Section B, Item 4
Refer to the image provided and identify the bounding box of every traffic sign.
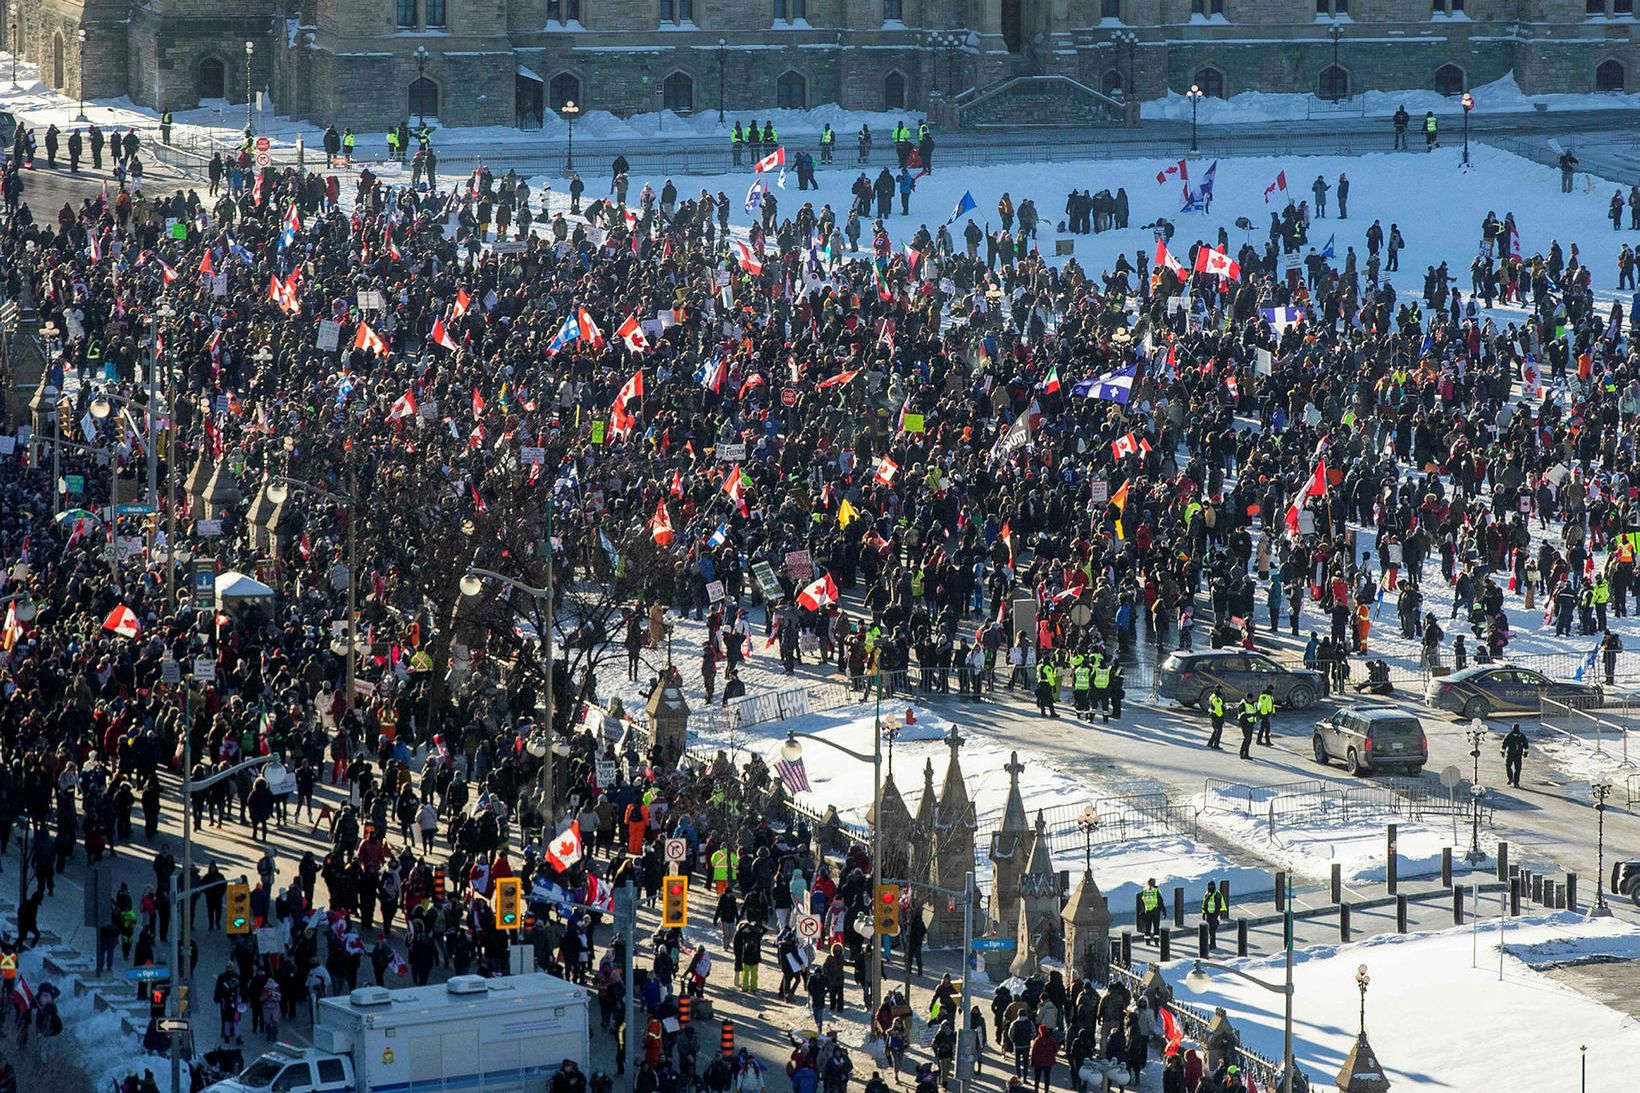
[971,937,1016,951]
[126,966,170,982]
[255,136,271,153]
[1439,765,1464,790]
[255,152,271,168]
[117,502,155,515]
[794,913,822,940]
[156,1017,190,1033]
[664,838,687,863]
[780,388,797,408]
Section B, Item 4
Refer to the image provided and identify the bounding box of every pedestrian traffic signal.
[874,883,902,936]
[494,876,522,930]
[662,876,690,928]
[149,986,168,1019]
[225,882,251,934]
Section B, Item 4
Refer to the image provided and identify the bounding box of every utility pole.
[616,881,638,1077]
[957,870,975,1093]
[542,495,555,827]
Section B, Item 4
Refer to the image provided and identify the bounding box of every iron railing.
[1539,695,1640,770]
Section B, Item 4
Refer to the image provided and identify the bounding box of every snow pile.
[1143,72,1640,123]
[1191,783,1488,884]
[1159,913,1640,1090]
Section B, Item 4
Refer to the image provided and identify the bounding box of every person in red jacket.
[1029,1024,1059,1092]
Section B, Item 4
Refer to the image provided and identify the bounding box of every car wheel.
[1346,747,1366,776]
[1287,684,1316,710]
[1462,696,1490,721]
[1312,736,1329,765]
[1194,692,1215,712]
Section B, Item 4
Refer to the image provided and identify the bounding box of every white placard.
[717,442,746,461]
[316,320,342,352]
[705,580,725,603]
[519,446,546,465]
[595,759,618,786]
[357,290,386,311]
[1255,348,1273,376]
[195,519,223,537]
[1088,480,1109,505]
[192,658,217,681]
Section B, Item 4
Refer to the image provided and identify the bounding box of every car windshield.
[239,1057,286,1086]
[1248,655,1281,671]
[1518,669,1548,684]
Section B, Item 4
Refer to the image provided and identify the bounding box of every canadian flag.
[354,322,388,356]
[733,239,764,275]
[1263,169,1289,204]
[452,288,473,321]
[584,874,614,912]
[753,146,786,174]
[430,318,459,352]
[388,389,418,421]
[650,498,675,546]
[817,369,860,389]
[198,249,214,277]
[1111,432,1153,460]
[670,469,685,499]
[797,573,839,612]
[616,315,649,352]
[577,307,605,348]
[613,369,643,413]
[1153,238,1187,282]
[722,464,749,513]
[546,820,585,871]
[1507,220,1522,262]
[874,456,899,487]
[1194,245,1241,280]
[1155,159,1188,185]
[160,261,179,285]
[102,605,141,639]
[1284,458,1328,536]
[472,386,486,418]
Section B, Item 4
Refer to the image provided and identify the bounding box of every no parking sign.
[794,913,823,941]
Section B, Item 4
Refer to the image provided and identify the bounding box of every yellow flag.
[837,498,860,528]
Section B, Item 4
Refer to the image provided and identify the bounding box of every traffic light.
[874,883,902,937]
[661,875,689,928]
[149,986,168,1020]
[225,882,251,934]
[494,876,522,930]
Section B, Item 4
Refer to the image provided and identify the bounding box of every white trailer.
[205,973,591,1093]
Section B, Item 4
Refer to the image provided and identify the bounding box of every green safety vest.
[1092,667,1111,689]
[1202,890,1226,916]
[731,130,742,145]
[820,129,834,145]
[910,571,924,597]
[1594,581,1610,605]
[1240,700,1257,718]
[1039,663,1057,686]
[1208,694,1225,717]
[1257,693,1275,716]
[1073,667,1091,689]
[343,134,356,149]
[161,113,172,126]
[1140,888,1160,911]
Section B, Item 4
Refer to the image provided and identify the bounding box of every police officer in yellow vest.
[82,336,103,383]
[1070,652,1090,717]
[1206,686,1226,749]
[1036,658,1058,717]
[1238,694,1259,759]
[1579,583,1597,634]
[731,122,744,167]
[1256,685,1276,746]
[1593,575,1610,632]
[1091,659,1113,720]
[160,111,173,145]
[1138,878,1165,943]
[1201,881,1227,949]
[710,845,739,894]
[386,127,401,161]
[819,123,835,164]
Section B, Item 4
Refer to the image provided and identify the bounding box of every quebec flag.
[1071,362,1137,405]
[1181,160,1218,212]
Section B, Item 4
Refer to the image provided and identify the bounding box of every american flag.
[774,756,810,794]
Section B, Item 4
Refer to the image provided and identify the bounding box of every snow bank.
[1159,913,1640,1090]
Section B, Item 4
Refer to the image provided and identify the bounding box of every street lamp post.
[927,32,941,94]
[716,39,726,123]
[154,302,178,603]
[1115,31,1137,100]
[244,41,255,136]
[74,27,86,121]
[414,46,430,128]
[1329,24,1342,77]
[1460,89,1474,167]
[268,475,357,708]
[1465,720,1486,862]
[1184,907,1296,1093]
[561,99,579,174]
[1186,83,1204,153]
[10,4,20,89]
[461,552,556,826]
[1591,780,1612,916]
[90,387,159,563]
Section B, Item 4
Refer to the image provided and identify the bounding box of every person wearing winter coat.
[1029,1024,1059,1092]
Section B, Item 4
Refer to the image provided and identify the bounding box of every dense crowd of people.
[0,99,1636,1093]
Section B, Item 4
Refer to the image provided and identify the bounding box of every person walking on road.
[1501,724,1530,788]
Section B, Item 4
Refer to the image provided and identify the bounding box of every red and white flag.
[1194,245,1241,280]
[650,498,675,546]
[753,146,786,174]
[612,369,643,413]
[1284,458,1328,536]
[430,318,459,352]
[1153,238,1187,282]
[1263,169,1289,204]
[616,315,650,352]
[388,389,417,421]
[1155,159,1188,185]
[722,464,750,514]
[1159,1005,1183,1056]
[471,386,486,417]
[577,307,605,348]
[874,456,899,487]
[733,239,764,275]
[1111,432,1152,460]
[816,369,860,389]
[159,260,179,285]
[2,602,25,652]
[452,288,473,320]
[355,322,388,356]
[797,573,839,612]
[546,820,585,871]
[103,605,141,639]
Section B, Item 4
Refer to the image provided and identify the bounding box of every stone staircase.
[1,900,158,1035]
[952,74,1125,129]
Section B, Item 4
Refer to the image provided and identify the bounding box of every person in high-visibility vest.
[1091,660,1112,720]
[710,846,738,894]
[1138,879,1165,944]
[1256,685,1276,746]
[1593,575,1610,631]
[1035,659,1058,718]
[1200,881,1227,950]
[1238,695,1259,759]
[1071,654,1091,718]
[1206,687,1226,750]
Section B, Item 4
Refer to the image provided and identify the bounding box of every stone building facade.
[6,0,1636,132]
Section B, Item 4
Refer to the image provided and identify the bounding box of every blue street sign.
[117,503,155,515]
[970,938,1016,951]
[126,965,171,982]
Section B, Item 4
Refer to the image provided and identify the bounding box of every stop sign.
[255,136,271,153]
[781,388,797,408]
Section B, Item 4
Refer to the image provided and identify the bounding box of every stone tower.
[908,758,937,915]
[872,769,915,884]
[1062,866,1113,985]
[1008,810,1065,978]
[931,723,977,943]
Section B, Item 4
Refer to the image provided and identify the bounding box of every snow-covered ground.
[1159,912,1640,1091]
[1191,783,1490,886]
[1143,72,1640,123]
